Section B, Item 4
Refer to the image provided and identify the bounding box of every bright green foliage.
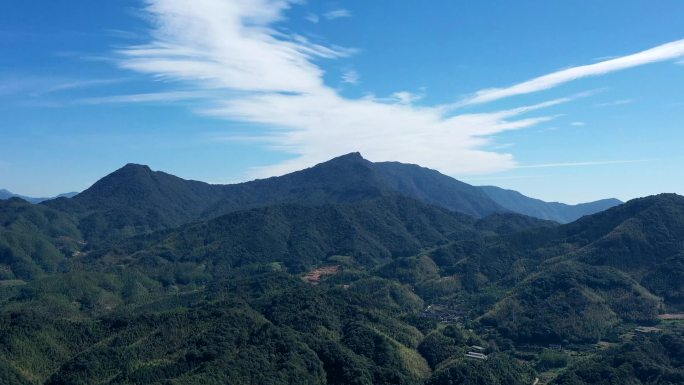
[0,198,82,280]
[484,263,661,343]
[377,255,440,285]
[425,354,535,385]
[108,196,482,275]
[418,327,466,368]
[551,332,684,385]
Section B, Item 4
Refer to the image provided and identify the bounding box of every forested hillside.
[36,154,618,244]
[1,158,682,385]
[480,186,622,223]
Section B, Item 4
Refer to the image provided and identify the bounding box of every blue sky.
[1,0,683,203]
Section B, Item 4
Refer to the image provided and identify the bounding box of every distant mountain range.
[34,153,619,243]
[0,188,78,204]
[479,185,622,223]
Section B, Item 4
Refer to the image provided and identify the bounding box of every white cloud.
[324,9,351,20]
[595,99,633,107]
[516,159,648,169]
[0,74,127,100]
[593,55,617,62]
[488,143,514,150]
[80,90,215,104]
[570,121,586,127]
[341,69,360,85]
[305,13,319,23]
[462,174,545,182]
[120,0,351,94]
[390,91,423,105]
[463,39,684,105]
[537,126,559,133]
[116,0,640,178]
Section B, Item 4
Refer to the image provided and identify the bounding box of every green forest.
[1,157,683,385]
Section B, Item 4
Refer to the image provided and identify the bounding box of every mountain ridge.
[1,160,682,384]
[0,188,78,204]
[41,153,623,242]
[480,185,622,223]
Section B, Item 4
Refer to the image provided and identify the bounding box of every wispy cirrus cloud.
[0,74,126,98]
[516,159,649,169]
[324,9,351,20]
[114,0,576,177]
[305,13,319,23]
[390,91,423,105]
[595,99,633,107]
[114,0,676,178]
[80,90,215,104]
[341,69,360,85]
[463,39,684,105]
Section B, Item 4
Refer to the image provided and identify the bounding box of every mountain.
[484,261,661,343]
[54,163,228,242]
[0,189,78,204]
[44,154,510,242]
[373,161,506,217]
[0,195,556,385]
[203,152,396,215]
[434,194,684,343]
[203,153,509,219]
[98,195,553,279]
[42,153,620,244]
[0,198,83,280]
[43,155,396,242]
[0,153,682,385]
[95,193,684,345]
[480,185,622,223]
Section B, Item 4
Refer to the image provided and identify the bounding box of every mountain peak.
[341,151,363,158]
[73,163,161,205]
[119,163,153,174]
[299,152,374,178]
[325,152,365,163]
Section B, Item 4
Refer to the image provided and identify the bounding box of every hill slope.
[0,198,83,279]
[44,164,227,242]
[374,161,506,218]
[42,153,620,244]
[102,196,553,278]
[0,175,682,385]
[480,185,621,223]
[44,154,508,242]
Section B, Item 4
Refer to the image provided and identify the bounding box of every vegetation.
[480,185,621,224]
[551,332,684,385]
[1,159,683,384]
[484,262,661,343]
[0,198,82,280]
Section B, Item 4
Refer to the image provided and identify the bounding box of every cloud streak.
[79,90,215,104]
[324,9,351,20]
[115,0,576,177]
[516,159,649,169]
[463,39,684,105]
[341,69,360,85]
[595,99,633,107]
[116,0,673,178]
